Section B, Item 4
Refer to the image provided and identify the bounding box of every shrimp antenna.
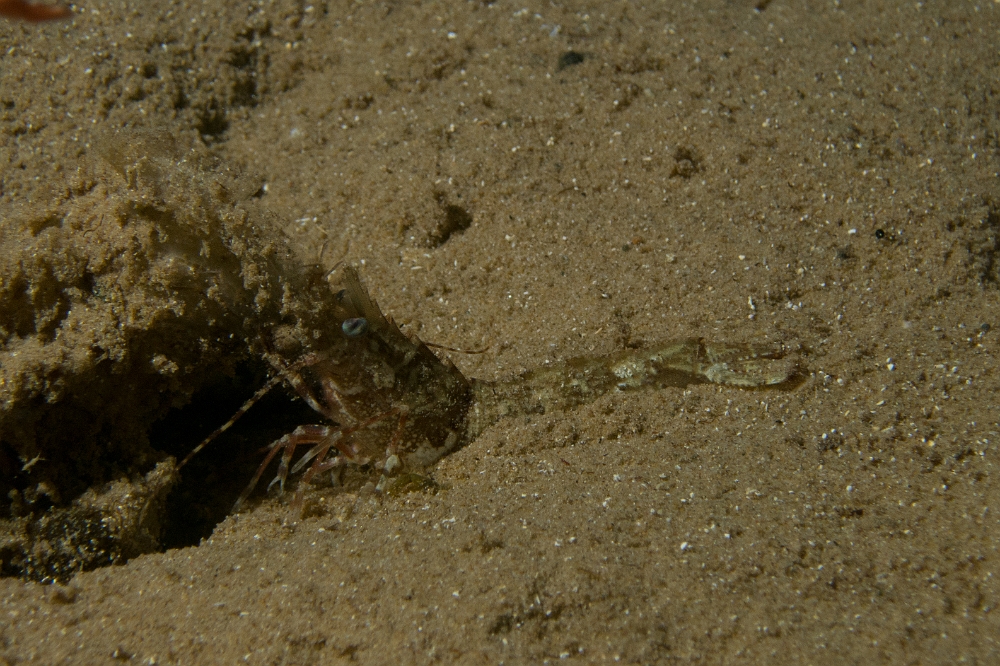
[177,373,285,470]
[178,353,325,470]
[423,340,489,355]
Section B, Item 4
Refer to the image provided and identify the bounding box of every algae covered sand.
[2,0,1000,662]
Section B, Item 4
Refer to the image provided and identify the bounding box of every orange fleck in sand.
[0,0,71,22]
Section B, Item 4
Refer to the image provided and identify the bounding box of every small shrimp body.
[289,267,471,468]
[225,265,472,507]
[185,265,798,510]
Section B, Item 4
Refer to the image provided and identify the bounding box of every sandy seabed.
[1,0,1000,663]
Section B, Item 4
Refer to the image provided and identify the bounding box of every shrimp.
[182,264,473,509]
[182,265,798,510]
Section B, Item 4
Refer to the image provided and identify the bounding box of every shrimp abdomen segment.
[639,339,796,388]
[467,338,797,439]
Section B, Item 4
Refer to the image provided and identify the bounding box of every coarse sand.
[1,0,999,663]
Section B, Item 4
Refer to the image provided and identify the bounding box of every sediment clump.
[0,131,339,581]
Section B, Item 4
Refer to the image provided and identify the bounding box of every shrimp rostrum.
[184,264,798,511]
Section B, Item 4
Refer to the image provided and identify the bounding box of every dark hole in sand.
[151,363,318,549]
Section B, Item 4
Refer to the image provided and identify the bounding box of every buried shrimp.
[180,264,798,511]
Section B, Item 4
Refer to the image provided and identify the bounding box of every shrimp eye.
[342,317,369,337]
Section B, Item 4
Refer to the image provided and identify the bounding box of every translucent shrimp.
[183,265,798,510]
